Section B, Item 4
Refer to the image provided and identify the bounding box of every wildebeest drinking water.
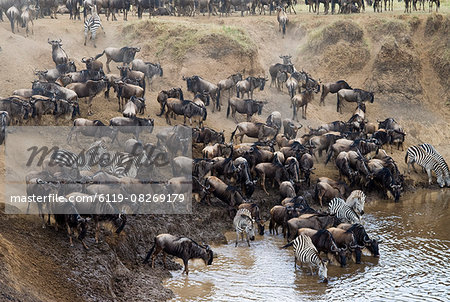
[336,89,374,114]
[143,233,213,275]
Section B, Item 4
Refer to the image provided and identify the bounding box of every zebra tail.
[143,240,156,264]
[281,241,294,249]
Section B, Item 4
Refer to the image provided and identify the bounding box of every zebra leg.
[426,168,433,185]
[235,231,239,247]
[92,31,97,48]
[84,28,88,46]
[294,256,297,270]
[246,233,250,247]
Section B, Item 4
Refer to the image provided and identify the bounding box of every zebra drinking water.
[405,145,447,187]
[329,197,360,224]
[419,144,450,187]
[345,190,366,217]
[84,5,105,48]
[233,208,255,247]
[283,234,329,282]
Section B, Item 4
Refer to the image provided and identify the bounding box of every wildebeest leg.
[183,258,189,274]
[246,232,250,247]
[235,230,239,247]
[95,219,100,243]
[261,174,269,195]
[294,256,297,269]
[163,251,167,268]
[67,222,74,247]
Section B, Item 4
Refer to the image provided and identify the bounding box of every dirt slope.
[0,10,449,302]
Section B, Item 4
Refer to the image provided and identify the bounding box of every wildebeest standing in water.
[143,233,213,275]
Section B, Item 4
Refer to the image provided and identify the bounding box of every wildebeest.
[0,111,10,144]
[161,98,207,127]
[117,66,146,93]
[287,214,341,240]
[0,96,31,125]
[255,156,299,195]
[269,63,294,87]
[20,6,35,36]
[327,227,364,264]
[6,6,20,34]
[276,71,288,90]
[67,118,117,143]
[236,76,267,100]
[230,122,278,143]
[131,59,163,85]
[269,205,300,237]
[277,6,288,37]
[336,89,374,114]
[143,233,213,275]
[283,118,301,139]
[35,61,77,83]
[314,181,344,209]
[184,75,219,111]
[67,79,106,115]
[266,111,282,130]
[337,223,381,258]
[106,0,131,21]
[217,73,242,104]
[156,87,184,116]
[48,39,68,66]
[202,143,232,159]
[227,98,265,123]
[31,81,78,102]
[82,55,104,72]
[320,80,352,106]
[29,95,56,125]
[115,81,145,112]
[297,228,347,267]
[193,127,224,145]
[123,96,146,118]
[292,88,314,121]
[109,116,154,142]
[97,46,141,73]
[285,76,298,99]
[204,176,245,215]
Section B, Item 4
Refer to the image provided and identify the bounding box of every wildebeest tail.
[230,126,238,142]
[226,97,231,118]
[95,50,105,59]
[404,152,408,164]
[337,93,340,112]
[325,148,333,166]
[157,101,166,116]
[282,22,286,35]
[143,240,156,264]
[202,107,207,121]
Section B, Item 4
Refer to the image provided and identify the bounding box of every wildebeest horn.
[58,38,62,43]
[47,38,51,43]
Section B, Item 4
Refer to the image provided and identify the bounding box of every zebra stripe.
[419,144,450,185]
[406,145,446,187]
[104,151,149,178]
[345,190,366,217]
[329,197,360,224]
[292,235,328,281]
[51,140,108,171]
[233,208,255,247]
[84,6,103,47]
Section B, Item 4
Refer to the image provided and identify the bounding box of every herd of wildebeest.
[0,0,443,40]
[1,4,449,285]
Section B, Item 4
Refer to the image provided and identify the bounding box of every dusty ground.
[0,7,449,302]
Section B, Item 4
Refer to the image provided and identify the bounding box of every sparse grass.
[122,19,255,61]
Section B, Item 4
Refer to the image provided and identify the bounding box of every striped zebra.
[345,190,366,217]
[104,151,149,178]
[233,208,255,247]
[329,197,360,224]
[283,234,328,282]
[419,144,450,186]
[50,140,108,171]
[84,5,104,48]
[405,145,446,187]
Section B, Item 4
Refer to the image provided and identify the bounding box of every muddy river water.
[164,190,449,301]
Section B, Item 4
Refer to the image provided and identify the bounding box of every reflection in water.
[164,190,450,301]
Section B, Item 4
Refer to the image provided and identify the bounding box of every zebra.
[419,144,450,186]
[233,208,255,247]
[282,234,328,282]
[345,190,366,217]
[84,5,105,48]
[405,145,446,187]
[104,151,150,178]
[329,197,360,224]
[50,140,108,172]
